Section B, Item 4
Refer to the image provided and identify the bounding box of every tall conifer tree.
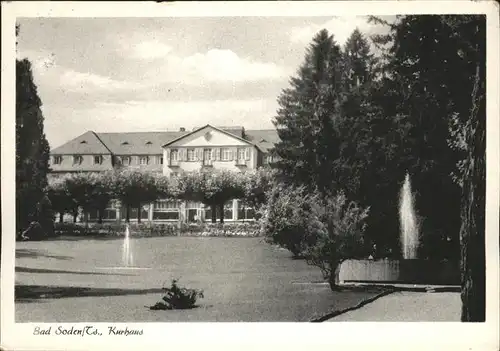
[16,24,52,236]
[273,29,344,195]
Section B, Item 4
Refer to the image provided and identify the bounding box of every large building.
[49,124,279,224]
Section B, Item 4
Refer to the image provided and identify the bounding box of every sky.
[16,16,392,149]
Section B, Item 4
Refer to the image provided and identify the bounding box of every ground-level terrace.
[60,199,256,224]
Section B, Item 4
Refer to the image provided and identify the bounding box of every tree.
[261,184,319,258]
[112,170,159,223]
[273,29,344,195]
[47,176,77,222]
[363,15,485,259]
[16,51,52,236]
[86,172,114,224]
[343,28,377,88]
[439,15,486,322]
[305,192,370,290]
[176,171,245,223]
[242,167,277,211]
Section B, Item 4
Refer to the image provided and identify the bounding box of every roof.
[244,129,281,153]
[97,131,187,155]
[162,124,254,148]
[51,127,279,155]
[51,131,112,155]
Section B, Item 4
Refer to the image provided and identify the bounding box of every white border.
[2,2,499,351]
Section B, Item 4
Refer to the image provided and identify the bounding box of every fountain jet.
[399,173,419,259]
[122,224,134,266]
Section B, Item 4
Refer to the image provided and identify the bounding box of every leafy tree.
[16,54,51,236]
[176,171,245,223]
[261,184,319,257]
[112,170,159,223]
[305,192,370,290]
[273,29,344,195]
[47,176,78,222]
[242,167,277,210]
[87,172,114,224]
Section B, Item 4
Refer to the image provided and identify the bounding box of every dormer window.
[53,156,62,164]
[94,155,103,165]
[73,155,83,165]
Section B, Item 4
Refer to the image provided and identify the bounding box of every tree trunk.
[460,53,486,322]
[137,205,141,223]
[219,203,224,224]
[72,211,78,223]
[211,204,216,223]
[59,213,63,223]
[328,263,342,291]
[125,205,130,223]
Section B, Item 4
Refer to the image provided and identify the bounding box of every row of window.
[85,200,255,221]
[168,147,250,163]
[52,155,163,166]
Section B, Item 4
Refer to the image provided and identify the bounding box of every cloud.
[289,16,390,46]
[127,40,173,60]
[58,69,144,92]
[178,49,286,82]
[118,35,287,84]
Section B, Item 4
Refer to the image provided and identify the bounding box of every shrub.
[260,185,319,257]
[150,279,204,310]
[304,192,370,290]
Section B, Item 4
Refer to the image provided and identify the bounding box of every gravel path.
[328,291,461,321]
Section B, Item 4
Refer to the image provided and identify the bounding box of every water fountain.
[122,224,134,267]
[399,173,419,259]
[339,173,460,285]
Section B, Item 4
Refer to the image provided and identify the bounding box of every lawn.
[15,236,385,322]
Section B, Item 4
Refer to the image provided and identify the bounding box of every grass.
[15,237,386,322]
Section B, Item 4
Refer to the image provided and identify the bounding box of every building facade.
[49,124,279,224]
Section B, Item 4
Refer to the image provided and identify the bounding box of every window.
[145,141,152,146]
[237,148,246,160]
[221,148,231,161]
[203,148,212,160]
[128,204,149,221]
[205,201,233,221]
[53,156,62,165]
[158,155,163,165]
[139,156,149,165]
[170,149,179,161]
[121,156,131,165]
[153,200,180,220]
[73,155,83,165]
[187,149,195,161]
[238,201,256,221]
[93,155,103,165]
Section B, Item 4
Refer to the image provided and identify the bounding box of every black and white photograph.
[1,1,499,350]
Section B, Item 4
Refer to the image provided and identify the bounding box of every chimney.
[179,127,186,132]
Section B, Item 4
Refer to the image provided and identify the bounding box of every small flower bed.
[149,279,204,310]
[54,221,261,238]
